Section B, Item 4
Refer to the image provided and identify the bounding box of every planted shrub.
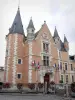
[71,82,75,92]
[28,83,35,90]
[0,82,3,89]
[3,82,11,88]
[59,80,63,83]
[38,83,43,89]
[50,81,55,85]
[17,83,23,90]
[0,82,3,86]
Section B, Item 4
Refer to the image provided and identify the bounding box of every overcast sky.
[0,0,75,66]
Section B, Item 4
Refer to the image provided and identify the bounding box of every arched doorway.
[44,73,50,93]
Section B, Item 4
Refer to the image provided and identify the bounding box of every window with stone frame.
[65,63,67,70]
[43,56,49,66]
[66,75,68,83]
[61,75,63,82]
[72,75,74,82]
[17,73,22,79]
[18,59,22,64]
[43,43,49,53]
[60,62,62,70]
[71,64,73,71]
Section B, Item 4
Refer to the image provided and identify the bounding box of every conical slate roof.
[27,18,35,29]
[64,34,68,42]
[9,8,24,34]
[54,26,59,38]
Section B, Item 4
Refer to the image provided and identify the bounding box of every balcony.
[40,65,54,74]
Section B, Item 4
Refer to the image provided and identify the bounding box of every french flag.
[32,60,35,66]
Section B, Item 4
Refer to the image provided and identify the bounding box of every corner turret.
[64,34,69,51]
[27,17,35,42]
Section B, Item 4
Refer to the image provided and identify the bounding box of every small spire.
[27,17,35,30]
[64,34,68,43]
[54,26,59,37]
[55,26,56,29]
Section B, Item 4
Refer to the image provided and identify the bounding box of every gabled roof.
[27,18,35,30]
[9,7,24,34]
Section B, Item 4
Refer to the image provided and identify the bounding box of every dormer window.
[43,43,49,53]
[32,29,34,32]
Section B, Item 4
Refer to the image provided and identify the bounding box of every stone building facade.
[4,8,75,85]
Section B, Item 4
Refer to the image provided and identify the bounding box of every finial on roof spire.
[9,3,24,34]
[44,20,46,23]
[30,16,32,19]
[18,0,20,10]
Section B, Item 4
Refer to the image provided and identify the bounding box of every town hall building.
[4,7,75,85]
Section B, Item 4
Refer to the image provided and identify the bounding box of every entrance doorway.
[44,73,50,93]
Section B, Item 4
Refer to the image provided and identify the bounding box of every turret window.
[32,29,34,32]
[18,59,22,64]
[17,73,22,79]
[6,49,8,56]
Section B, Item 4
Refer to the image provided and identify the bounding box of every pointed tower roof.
[54,26,59,38]
[64,34,68,42]
[27,17,35,30]
[9,7,24,34]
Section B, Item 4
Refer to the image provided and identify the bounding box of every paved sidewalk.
[0,94,75,100]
